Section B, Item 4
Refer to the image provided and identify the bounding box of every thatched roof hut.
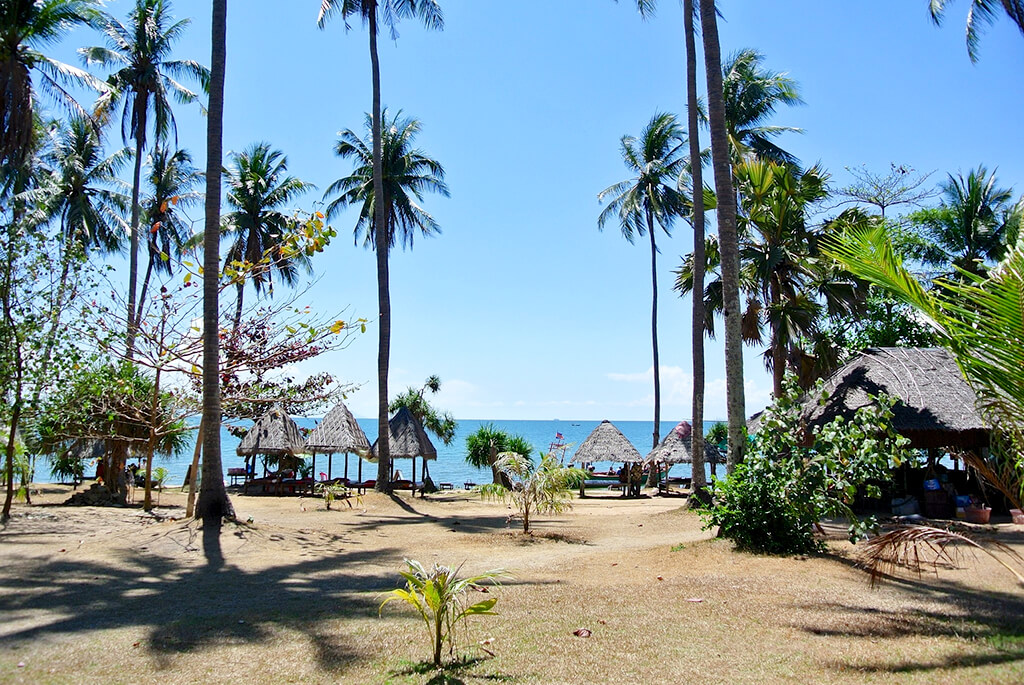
[305,401,370,455]
[643,421,725,465]
[236,404,306,457]
[368,406,437,462]
[570,420,643,464]
[803,347,990,450]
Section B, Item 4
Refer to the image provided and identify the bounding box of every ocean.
[46,419,725,487]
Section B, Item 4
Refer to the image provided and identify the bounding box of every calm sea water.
[47,419,725,486]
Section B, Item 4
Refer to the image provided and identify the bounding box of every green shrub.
[699,376,910,555]
[379,559,506,667]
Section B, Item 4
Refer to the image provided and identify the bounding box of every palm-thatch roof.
[644,421,725,465]
[368,406,437,462]
[236,404,306,457]
[570,420,643,464]
[802,347,990,450]
[305,401,370,455]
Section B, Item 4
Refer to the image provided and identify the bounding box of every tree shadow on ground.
[796,551,1024,676]
[0,520,398,675]
[392,655,516,684]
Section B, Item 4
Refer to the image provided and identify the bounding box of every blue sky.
[55,1,1023,421]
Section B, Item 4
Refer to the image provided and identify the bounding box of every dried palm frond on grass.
[860,525,1024,587]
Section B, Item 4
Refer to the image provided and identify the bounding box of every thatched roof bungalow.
[570,420,643,464]
[644,422,725,465]
[305,401,370,481]
[803,347,990,450]
[368,406,438,462]
[306,401,369,455]
[236,404,306,457]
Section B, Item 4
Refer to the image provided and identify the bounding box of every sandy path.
[2,484,1023,685]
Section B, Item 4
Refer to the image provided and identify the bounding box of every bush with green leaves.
[479,452,586,533]
[379,559,506,668]
[315,481,355,510]
[699,376,910,554]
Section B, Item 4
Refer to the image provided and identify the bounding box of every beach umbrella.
[570,420,642,464]
[643,421,725,466]
[368,406,437,488]
[236,404,307,481]
[305,400,371,481]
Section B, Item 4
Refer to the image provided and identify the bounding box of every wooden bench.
[439,482,454,490]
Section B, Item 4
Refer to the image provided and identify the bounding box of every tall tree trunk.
[185,417,202,518]
[197,0,233,534]
[125,106,147,360]
[368,4,392,493]
[135,248,156,333]
[1,310,22,522]
[647,210,661,487]
[2,182,26,521]
[699,0,745,474]
[770,276,785,397]
[233,280,244,331]
[143,368,161,511]
[684,0,708,493]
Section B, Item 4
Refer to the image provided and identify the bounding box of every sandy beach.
[2,484,1023,684]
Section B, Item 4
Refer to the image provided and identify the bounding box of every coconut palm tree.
[222,142,313,329]
[324,113,446,250]
[0,0,102,172]
[910,166,1016,280]
[599,112,687,453]
[389,375,457,446]
[682,0,709,494]
[324,108,447,489]
[721,48,803,166]
[318,0,444,493]
[135,146,202,324]
[197,0,231,536]
[82,0,208,357]
[43,115,130,265]
[929,0,1024,61]
[38,116,129,374]
[699,0,745,473]
[677,161,866,397]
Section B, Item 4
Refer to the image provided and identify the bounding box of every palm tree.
[136,146,202,324]
[44,116,130,266]
[465,424,531,487]
[677,161,865,397]
[324,113,446,249]
[910,166,1016,280]
[323,107,448,490]
[698,0,745,474]
[197,0,231,538]
[479,452,586,534]
[318,0,444,493]
[38,116,129,379]
[599,112,687,454]
[0,0,102,172]
[721,48,803,166]
[222,142,313,329]
[683,0,708,495]
[929,0,1024,61]
[389,375,457,446]
[82,0,208,357]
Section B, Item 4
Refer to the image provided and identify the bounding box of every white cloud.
[607,364,774,422]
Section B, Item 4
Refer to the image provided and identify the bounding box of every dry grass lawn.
[1,483,1023,684]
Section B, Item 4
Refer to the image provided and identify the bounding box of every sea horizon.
[38,418,727,487]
